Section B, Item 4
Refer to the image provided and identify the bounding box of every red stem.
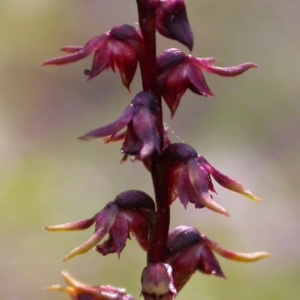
[136,0,170,264]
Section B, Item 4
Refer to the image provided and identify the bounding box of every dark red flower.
[157,48,258,116]
[44,190,155,261]
[156,0,193,51]
[43,24,142,90]
[79,91,161,160]
[165,226,270,292]
[160,143,262,216]
[47,271,135,300]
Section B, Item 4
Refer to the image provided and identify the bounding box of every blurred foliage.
[0,0,299,299]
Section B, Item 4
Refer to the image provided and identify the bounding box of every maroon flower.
[166,226,270,292]
[157,48,258,116]
[43,24,142,90]
[141,263,177,300]
[44,190,155,261]
[160,143,262,216]
[79,91,161,160]
[47,271,135,300]
[156,0,193,51]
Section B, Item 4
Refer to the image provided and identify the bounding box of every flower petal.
[95,213,129,257]
[133,107,160,159]
[187,159,229,216]
[126,211,150,251]
[176,165,199,209]
[186,60,215,97]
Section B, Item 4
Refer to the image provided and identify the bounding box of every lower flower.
[47,271,135,300]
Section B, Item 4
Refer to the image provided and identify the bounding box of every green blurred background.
[1,0,299,299]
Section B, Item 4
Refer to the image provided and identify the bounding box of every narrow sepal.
[44,217,96,231]
[198,155,263,203]
[197,59,259,76]
[78,105,134,141]
[43,36,107,66]
[202,235,271,262]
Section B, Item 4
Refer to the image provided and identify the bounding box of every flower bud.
[156,0,193,51]
[141,263,176,300]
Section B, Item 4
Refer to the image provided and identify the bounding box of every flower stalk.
[43,1,270,299]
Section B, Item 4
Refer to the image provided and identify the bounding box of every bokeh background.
[1,0,299,299]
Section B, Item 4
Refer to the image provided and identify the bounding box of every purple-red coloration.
[157,48,258,116]
[45,190,155,260]
[156,0,193,51]
[43,24,142,90]
[43,1,269,299]
[79,92,161,160]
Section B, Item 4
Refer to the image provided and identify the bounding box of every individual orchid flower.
[47,271,135,300]
[44,190,155,261]
[157,48,258,116]
[43,24,142,90]
[141,263,177,300]
[79,91,161,160]
[165,226,270,292]
[160,143,262,216]
[156,0,193,51]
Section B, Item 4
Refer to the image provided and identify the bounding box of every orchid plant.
[43,1,270,299]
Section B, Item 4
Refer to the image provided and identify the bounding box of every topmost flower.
[43,24,142,90]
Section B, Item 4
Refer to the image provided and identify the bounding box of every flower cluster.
[44,0,269,299]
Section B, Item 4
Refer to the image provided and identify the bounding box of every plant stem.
[136,0,170,264]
